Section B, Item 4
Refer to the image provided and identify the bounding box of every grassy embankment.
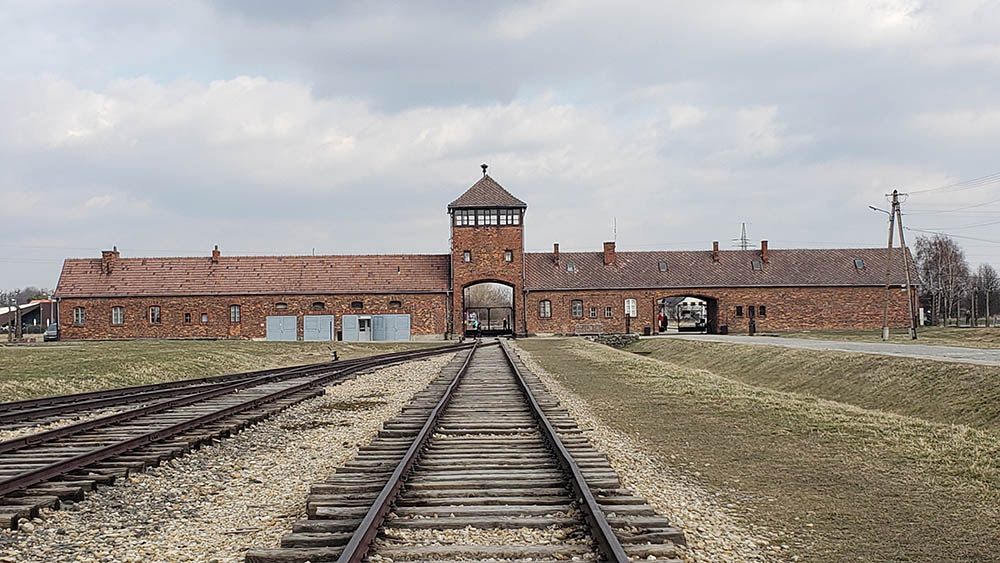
[0,340,438,402]
[772,325,1000,349]
[517,337,1000,562]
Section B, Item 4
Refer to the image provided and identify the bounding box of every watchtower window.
[499,209,520,225]
[453,209,474,226]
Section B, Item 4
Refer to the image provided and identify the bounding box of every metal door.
[358,318,372,341]
[266,316,297,341]
[303,315,334,341]
[342,315,359,342]
[387,314,411,341]
[372,315,387,341]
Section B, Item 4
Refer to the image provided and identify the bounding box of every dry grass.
[773,326,1000,349]
[0,340,438,402]
[517,337,1000,562]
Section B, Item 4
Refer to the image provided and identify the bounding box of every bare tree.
[976,264,1000,327]
[463,283,513,308]
[915,235,970,326]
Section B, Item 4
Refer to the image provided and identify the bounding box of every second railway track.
[0,343,472,530]
[247,340,685,563]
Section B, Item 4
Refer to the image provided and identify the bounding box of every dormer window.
[658,261,668,272]
[567,262,576,273]
[751,260,762,271]
[854,259,865,269]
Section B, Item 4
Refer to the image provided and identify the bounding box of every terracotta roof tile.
[55,254,451,298]
[447,175,527,209]
[525,248,918,290]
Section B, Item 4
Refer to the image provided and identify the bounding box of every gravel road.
[0,355,453,563]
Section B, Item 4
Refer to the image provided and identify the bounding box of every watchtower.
[448,165,527,336]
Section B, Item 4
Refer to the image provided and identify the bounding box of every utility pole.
[735,222,750,250]
[878,189,918,340]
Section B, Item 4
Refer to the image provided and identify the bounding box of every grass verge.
[627,338,1000,432]
[517,337,1000,562]
[772,326,1000,349]
[0,340,438,402]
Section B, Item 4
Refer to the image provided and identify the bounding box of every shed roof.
[55,254,452,298]
[448,175,527,209]
[525,247,917,290]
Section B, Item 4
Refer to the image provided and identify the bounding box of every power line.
[905,227,1000,245]
[907,171,1000,195]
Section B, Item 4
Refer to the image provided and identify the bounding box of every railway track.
[0,348,454,429]
[247,340,685,562]
[0,343,472,530]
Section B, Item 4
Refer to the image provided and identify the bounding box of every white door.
[358,318,372,342]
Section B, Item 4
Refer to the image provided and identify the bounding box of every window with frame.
[504,250,513,263]
[111,306,124,326]
[389,300,403,308]
[230,305,241,324]
[567,262,576,273]
[275,302,288,309]
[311,301,325,311]
[453,209,474,226]
[735,306,744,317]
[351,301,364,309]
[463,250,471,263]
[201,312,208,324]
[184,313,191,324]
[748,305,756,318]
[589,306,597,318]
[854,259,865,269]
[751,260,762,271]
[759,305,767,318]
[539,300,551,318]
[658,261,668,272]
[149,306,161,324]
[73,307,85,326]
[498,209,521,225]
[571,300,584,318]
[605,306,613,318]
[624,298,637,318]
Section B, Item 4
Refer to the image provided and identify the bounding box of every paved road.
[655,334,1000,367]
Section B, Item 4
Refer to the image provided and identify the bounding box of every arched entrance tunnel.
[655,295,719,334]
[463,281,514,336]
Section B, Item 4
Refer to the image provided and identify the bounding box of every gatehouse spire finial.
[481,163,488,176]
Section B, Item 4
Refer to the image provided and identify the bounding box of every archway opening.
[656,295,719,334]
[463,282,514,336]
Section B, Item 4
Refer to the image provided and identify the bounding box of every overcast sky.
[3,1,1000,290]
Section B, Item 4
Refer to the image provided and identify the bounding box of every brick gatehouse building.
[55,170,917,340]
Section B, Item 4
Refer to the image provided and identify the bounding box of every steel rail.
[0,348,450,425]
[334,340,486,563]
[0,342,474,498]
[498,339,630,563]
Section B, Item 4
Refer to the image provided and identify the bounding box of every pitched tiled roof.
[525,248,918,290]
[55,254,451,298]
[448,175,527,209]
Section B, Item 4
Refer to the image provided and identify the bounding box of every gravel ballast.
[511,341,775,563]
[0,355,453,563]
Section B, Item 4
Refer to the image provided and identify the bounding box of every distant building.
[0,300,57,332]
[54,171,917,340]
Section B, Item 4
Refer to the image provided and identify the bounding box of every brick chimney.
[761,240,769,262]
[603,241,616,265]
[101,246,119,275]
[211,245,221,263]
[553,243,560,265]
[712,241,719,262]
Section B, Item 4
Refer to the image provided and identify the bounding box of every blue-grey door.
[266,316,297,341]
[342,315,359,342]
[372,314,411,341]
[303,315,334,341]
[372,315,387,341]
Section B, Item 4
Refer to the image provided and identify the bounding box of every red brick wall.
[58,293,449,340]
[450,222,525,334]
[525,286,916,335]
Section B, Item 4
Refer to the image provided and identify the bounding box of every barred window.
[73,307,85,326]
[111,306,124,326]
[571,300,584,318]
[184,313,191,324]
[230,305,241,324]
[539,300,551,318]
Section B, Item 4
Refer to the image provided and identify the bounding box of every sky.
[2,1,1000,290]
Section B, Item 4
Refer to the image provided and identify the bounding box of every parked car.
[43,323,59,342]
